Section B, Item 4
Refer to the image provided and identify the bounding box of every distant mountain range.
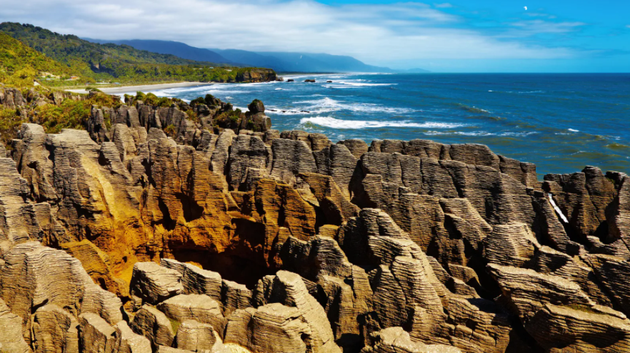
[86,39,418,74]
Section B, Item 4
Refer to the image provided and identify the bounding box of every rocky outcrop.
[362,327,462,353]
[0,90,629,353]
[236,69,277,83]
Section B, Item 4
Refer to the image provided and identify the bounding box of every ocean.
[144,73,630,177]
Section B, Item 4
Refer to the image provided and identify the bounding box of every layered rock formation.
[0,93,628,352]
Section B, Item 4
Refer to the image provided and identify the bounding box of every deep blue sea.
[144,73,630,177]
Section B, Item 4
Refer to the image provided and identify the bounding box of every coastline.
[65,81,211,95]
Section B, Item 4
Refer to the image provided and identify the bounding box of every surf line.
[548,193,569,223]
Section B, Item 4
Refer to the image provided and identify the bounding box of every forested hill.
[0,31,80,86]
[0,22,277,85]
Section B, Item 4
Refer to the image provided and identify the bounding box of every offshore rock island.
[0,86,629,353]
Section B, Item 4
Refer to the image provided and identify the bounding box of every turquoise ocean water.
[143,73,630,177]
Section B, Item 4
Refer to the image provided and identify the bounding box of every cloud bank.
[1,0,581,66]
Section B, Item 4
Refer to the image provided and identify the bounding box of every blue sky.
[1,0,629,72]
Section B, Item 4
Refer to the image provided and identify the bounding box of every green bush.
[164,124,177,137]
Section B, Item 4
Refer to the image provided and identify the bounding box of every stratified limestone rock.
[239,178,317,265]
[339,209,511,353]
[531,247,612,307]
[156,347,193,353]
[531,190,576,254]
[544,166,617,241]
[439,198,493,257]
[362,327,462,353]
[247,302,341,353]
[483,223,539,267]
[226,134,269,190]
[427,297,510,353]
[60,239,124,296]
[210,130,236,176]
[279,131,331,153]
[338,139,368,160]
[174,320,219,352]
[30,305,79,353]
[78,313,118,353]
[223,308,257,346]
[313,143,358,197]
[252,271,340,352]
[12,123,148,274]
[314,273,371,345]
[498,155,538,188]
[526,304,630,353]
[130,305,175,348]
[221,280,253,317]
[488,263,596,321]
[269,138,317,184]
[0,298,31,353]
[157,294,225,333]
[253,303,316,352]
[161,259,222,301]
[355,145,536,227]
[0,242,122,326]
[608,174,630,244]
[584,254,630,315]
[4,108,630,353]
[0,142,54,253]
[114,321,152,353]
[299,172,360,225]
[130,262,183,305]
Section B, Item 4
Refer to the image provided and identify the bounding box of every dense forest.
[0,22,276,86]
[0,32,80,86]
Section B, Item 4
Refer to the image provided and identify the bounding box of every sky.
[1,0,629,72]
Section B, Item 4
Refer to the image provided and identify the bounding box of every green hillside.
[0,22,276,86]
[0,31,82,86]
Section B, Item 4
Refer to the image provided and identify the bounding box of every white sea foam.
[425,130,538,137]
[568,128,579,132]
[293,97,414,114]
[336,81,396,87]
[149,85,215,96]
[300,116,464,129]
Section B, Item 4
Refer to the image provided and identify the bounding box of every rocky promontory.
[0,88,629,352]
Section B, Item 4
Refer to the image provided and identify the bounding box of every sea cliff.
[0,87,629,352]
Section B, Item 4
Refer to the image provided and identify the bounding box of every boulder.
[130,262,184,305]
[130,305,175,348]
[157,294,225,333]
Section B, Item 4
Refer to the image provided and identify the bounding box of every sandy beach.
[65,81,211,95]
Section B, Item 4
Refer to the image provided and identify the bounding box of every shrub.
[164,124,177,137]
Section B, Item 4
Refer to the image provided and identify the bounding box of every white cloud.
[626,25,630,28]
[434,3,452,8]
[511,20,585,33]
[0,0,578,65]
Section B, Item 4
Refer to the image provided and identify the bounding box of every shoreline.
[65,81,211,95]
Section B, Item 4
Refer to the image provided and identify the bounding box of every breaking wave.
[300,116,465,129]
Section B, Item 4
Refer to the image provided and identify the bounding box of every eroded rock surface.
[0,92,629,353]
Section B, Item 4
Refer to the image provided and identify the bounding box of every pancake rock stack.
[0,93,628,352]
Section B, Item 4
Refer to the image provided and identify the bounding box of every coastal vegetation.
[0,83,264,145]
[0,87,122,143]
[0,31,79,86]
[0,22,276,87]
